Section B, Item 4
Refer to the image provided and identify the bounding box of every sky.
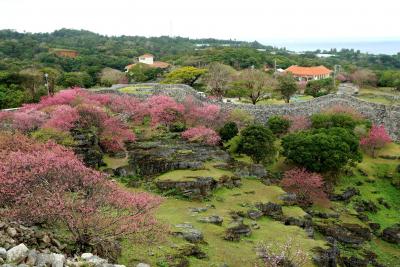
[1,0,399,44]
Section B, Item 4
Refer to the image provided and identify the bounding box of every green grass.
[357,87,400,105]
[156,162,234,182]
[118,85,153,94]
[119,178,325,267]
[102,154,129,169]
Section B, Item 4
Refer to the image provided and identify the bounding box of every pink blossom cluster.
[360,124,391,157]
[0,132,162,248]
[284,115,311,133]
[181,126,221,145]
[281,167,327,205]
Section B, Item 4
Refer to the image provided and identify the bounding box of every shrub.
[218,122,239,141]
[311,113,357,130]
[281,168,327,206]
[228,109,254,129]
[267,116,291,136]
[256,237,308,267]
[323,105,363,120]
[169,121,187,132]
[0,133,162,259]
[162,66,206,86]
[238,124,276,164]
[181,126,221,145]
[32,127,76,146]
[304,78,334,97]
[360,124,391,157]
[225,135,242,154]
[282,128,362,174]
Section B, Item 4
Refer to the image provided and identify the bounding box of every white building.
[138,53,154,65]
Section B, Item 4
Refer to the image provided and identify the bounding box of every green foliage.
[169,121,187,132]
[162,66,206,86]
[225,135,242,154]
[0,84,27,109]
[227,108,255,129]
[311,113,357,130]
[267,115,291,136]
[304,78,334,97]
[238,124,276,163]
[282,127,362,173]
[58,72,93,88]
[277,74,298,103]
[218,122,239,141]
[31,128,76,146]
[377,70,400,90]
[127,63,163,82]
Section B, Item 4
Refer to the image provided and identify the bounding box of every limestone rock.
[224,223,251,241]
[381,224,400,244]
[6,244,29,264]
[197,215,223,226]
[255,202,283,220]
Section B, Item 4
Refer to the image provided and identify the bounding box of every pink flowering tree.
[0,109,47,133]
[281,168,327,206]
[146,95,185,126]
[283,115,311,133]
[99,117,136,153]
[181,126,221,145]
[360,124,391,157]
[183,96,225,128]
[0,133,162,259]
[43,105,79,131]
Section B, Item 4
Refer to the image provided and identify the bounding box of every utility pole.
[44,73,49,96]
[333,65,341,87]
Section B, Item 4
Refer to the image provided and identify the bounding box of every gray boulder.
[6,244,29,264]
[0,248,7,260]
[381,224,400,244]
[198,215,223,226]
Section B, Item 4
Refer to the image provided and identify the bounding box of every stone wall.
[220,94,400,141]
[101,83,399,141]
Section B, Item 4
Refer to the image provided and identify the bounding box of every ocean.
[268,40,400,55]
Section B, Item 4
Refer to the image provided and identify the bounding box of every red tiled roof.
[125,61,170,70]
[139,53,154,58]
[285,65,332,76]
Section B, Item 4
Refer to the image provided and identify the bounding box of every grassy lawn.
[119,178,325,267]
[118,142,400,267]
[357,87,400,105]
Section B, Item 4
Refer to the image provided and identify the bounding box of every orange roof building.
[125,53,170,71]
[285,65,332,81]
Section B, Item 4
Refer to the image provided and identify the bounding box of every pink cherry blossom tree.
[360,124,391,157]
[181,126,221,145]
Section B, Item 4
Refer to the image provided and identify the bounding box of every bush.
[225,135,242,154]
[218,122,239,141]
[227,108,254,129]
[32,127,76,146]
[281,168,327,206]
[267,115,291,136]
[304,78,334,97]
[170,121,187,132]
[238,124,276,163]
[311,113,357,130]
[0,133,162,259]
[282,127,362,174]
[181,126,221,145]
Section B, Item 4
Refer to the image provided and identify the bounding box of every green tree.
[162,66,206,86]
[277,74,298,103]
[127,63,162,82]
[218,122,239,141]
[282,127,362,174]
[311,113,357,131]
[58,72,93,88]
[238,124,276,163]
[267,115,291,136]
[304,78,334,97]
[234,69,276,105]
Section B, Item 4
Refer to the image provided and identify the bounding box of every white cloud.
[0,0,399,43]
